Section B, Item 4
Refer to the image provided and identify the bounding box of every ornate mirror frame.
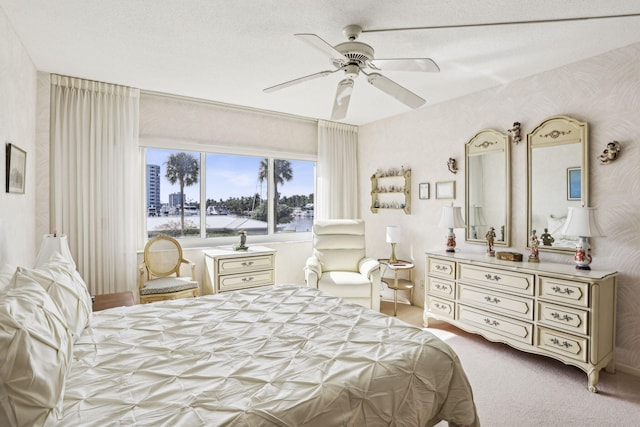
[465,129,511,247]
[526,115,589,253]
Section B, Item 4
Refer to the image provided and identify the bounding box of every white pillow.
[17,252,92,342]
[0,272,73,426]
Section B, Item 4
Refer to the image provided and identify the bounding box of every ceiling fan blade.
[295,33,348,63]
[331,79,354,120]
[368,58,440,72]
[263,69,337,93]
[366,72,425,109]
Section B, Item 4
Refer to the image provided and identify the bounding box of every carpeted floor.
[380,300,640,427]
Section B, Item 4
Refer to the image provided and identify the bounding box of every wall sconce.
[386,226,401,263]
[508,121,521,144]
[438,204,466,252]
[560,207,605,270]
[447,158,458,174]
[599,141,621,164]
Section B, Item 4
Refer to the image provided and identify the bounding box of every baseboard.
[617,363,640,378]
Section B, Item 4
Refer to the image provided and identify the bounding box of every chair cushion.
[318,272,373,298]
[141,277,198,295]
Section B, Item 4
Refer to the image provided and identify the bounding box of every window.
[145,148,315,241]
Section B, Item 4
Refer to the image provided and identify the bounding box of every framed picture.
[419,182,430,200]
[435,180,455,200]
[567,167,581,201]
[6,143,26,194]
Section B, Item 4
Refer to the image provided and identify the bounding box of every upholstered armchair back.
[312,220,366,272]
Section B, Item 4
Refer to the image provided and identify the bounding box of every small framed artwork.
[419,182,430,200]
[567,167,581,201]
[6,143,26,194]
[435,180,456,200]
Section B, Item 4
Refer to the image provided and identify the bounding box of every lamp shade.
[386,226,401,244]
[34,234,76,269]
[439,205,466,229]
[469,205,487,226]
[560,207,605,237]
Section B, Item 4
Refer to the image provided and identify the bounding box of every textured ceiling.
[2,1,640,125]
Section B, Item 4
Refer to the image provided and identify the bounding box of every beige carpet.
[380,300,640,427]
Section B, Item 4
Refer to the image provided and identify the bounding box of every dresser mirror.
[465,129,511,246]
[527,115,589,252]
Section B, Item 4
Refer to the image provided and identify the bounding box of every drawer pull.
[484,296,501,304]
[550,338,573,349]
[483,318,500,327]
[241,261,255,267]
[434,264,451,273]
[484,274,502,282]
[435,283,450,291]
[434,302,449,311]
[551,312,574,322]
[552,286,574,295]
[242,276,255,282]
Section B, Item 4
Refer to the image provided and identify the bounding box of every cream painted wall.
[359,42,640,372]
[0,8,38,266]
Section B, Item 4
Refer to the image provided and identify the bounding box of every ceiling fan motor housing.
[332,41,374,69]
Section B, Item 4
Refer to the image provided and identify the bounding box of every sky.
[147,149,315,205]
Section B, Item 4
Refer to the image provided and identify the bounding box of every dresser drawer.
[426,296,455,320]
[427,257,456,279]
[458,263,534,295]
[217,255,274,274]
[538,276,589,308]
[427,277,455,298]
[458,284,534,320]
[218,269,275,292]
[457,305,533,345]
[536,326,588,363]
[537,301,589,335]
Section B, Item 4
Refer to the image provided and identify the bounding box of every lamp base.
[389,243,398,263]
[575,265,591,270]
[445,247,456,253]
[445,228,456,253]
[573,236,593,270]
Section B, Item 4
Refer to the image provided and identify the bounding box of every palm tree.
[165,152,199,235]
[258,159,293,223]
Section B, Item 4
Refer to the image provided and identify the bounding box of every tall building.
[169,192,184,207]
[146,164,160,214]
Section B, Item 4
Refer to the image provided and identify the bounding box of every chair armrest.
[304,256,322,288]
[181,258,196,280]
[359,257,380,278]
[138,264,147,289]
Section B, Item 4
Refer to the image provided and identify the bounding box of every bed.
[1,257,479,427]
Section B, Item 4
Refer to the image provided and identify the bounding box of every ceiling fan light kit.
[264,24,439,120]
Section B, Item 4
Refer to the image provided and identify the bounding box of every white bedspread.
[51,286,479,426]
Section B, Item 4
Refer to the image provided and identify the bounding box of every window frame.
[139,137,316,249]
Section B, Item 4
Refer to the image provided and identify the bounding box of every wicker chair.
[139,235,199,303]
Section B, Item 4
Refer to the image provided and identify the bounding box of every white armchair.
[305,219,381,311]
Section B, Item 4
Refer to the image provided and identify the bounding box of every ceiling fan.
[263,25,440,120]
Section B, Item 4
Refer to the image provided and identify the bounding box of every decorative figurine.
[447,158,458,174]
[599,141,621,164]
[528,230,540,262]
[540,228,555,246]
[508,121,521,144]
[233,230,249,251]
[485,227,496,257]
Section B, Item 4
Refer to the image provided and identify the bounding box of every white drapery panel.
[316,121,359,220]
[50,75,139,295]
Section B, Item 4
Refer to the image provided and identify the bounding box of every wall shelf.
[371,168,411,214]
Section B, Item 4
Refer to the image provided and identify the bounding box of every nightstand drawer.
[218,269,275,292]
[427,277,455,298]
[537,301,589,335]
[458,263,534,295]
[217,254,274,274]
[538,276,589,308]
[537,326,588,363]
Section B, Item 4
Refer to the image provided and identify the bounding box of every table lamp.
[386,226,401,263]
[34,233,76,269]
[468,205,487,239]
[560,206,605,270]
[439,204,466,252]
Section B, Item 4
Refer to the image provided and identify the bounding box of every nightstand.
[204,246,276,294]
[92,291,135,311]
[379,259,415,316]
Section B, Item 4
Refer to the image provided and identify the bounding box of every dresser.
[204,246,276,294]
[424,251,617,392]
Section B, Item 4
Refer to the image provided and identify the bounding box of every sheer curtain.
[316,120,359,220]
[50,75,139,295]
